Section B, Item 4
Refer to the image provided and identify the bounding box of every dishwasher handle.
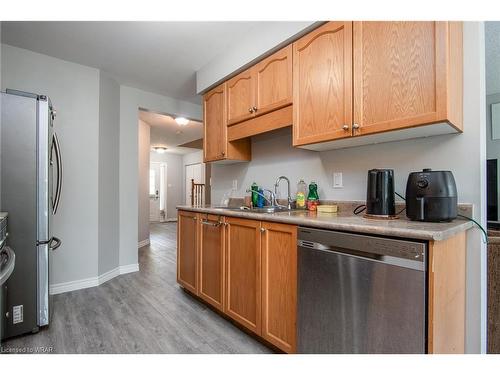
[298,240,425,271]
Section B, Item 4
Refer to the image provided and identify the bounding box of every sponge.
[316,205,338,213]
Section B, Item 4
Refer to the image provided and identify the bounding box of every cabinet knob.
[192,216,197,221]
[252,106,257,112]
[342,125,349,131]
[353,123,360,130]
[260,227,265,233]
[248,107,254,113]
[221,151,225,157]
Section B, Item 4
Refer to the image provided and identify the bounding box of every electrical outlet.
[333,172,343,188]
[232,179,238,190]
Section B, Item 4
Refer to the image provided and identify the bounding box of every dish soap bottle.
[296,179,307,209]
[307,181,319,211]
[251,182,259,208]
[257,188,265,208]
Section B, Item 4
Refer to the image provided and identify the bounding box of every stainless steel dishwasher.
[297,227,427,354]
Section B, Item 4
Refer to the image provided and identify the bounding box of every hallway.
[1,223,270,354]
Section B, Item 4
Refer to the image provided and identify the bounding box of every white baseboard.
[138,239,150,248]
[49,263,140,295]
[98,267,120,285]
[49,277,99,295]
[119,263,139,275]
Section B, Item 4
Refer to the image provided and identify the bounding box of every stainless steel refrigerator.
[0,89,62,339]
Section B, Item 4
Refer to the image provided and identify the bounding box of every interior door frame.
[150,161,167,222]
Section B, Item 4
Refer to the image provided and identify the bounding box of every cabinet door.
[177,211,199,294]
[261,222,297,353]
[203,84,226,162]
[353,22,449,136]
[227,68,256,125]
[293,21,353,146]
[198,214,225,311]
[254,45,293,117]
[224,217,261,334]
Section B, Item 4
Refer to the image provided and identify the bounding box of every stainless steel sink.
[215,206,296,214]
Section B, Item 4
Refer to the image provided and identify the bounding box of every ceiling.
[139,110,203,155]
[1,21,265,104]
[486,21,500,96]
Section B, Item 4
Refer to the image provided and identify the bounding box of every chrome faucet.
[274,176,293,209]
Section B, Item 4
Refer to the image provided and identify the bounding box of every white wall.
[98,72,120,275]
[210,23,487,353]
[1,43,205,289]
[138,119,150,244]
[1,44,100,285]
[119,85,202,267]
[150,150,184,220]
[196,22,316,93]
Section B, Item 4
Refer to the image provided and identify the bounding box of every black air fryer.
[406,169,457,222]
[365,169,396,219]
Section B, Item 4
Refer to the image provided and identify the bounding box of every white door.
[185,163,203,205]
[150,162,167,222]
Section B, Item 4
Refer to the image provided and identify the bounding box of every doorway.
[150,162,167,222]
[185,162,203,205]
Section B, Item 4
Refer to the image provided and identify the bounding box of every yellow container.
[316,205,338,213]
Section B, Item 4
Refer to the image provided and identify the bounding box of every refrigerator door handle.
[49,237,62,251]
[37,236,62,251]
[51,132,63,215]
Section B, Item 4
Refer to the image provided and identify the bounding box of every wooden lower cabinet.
[427,232,466,354]
[177,211,199,294]
[198,214,225,311]
[177,211,297,353]
[224,217,262,335]
[177,210,466,354]
[261,222,297,353]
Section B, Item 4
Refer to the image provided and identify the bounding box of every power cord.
[395,192,406,216]
[457,214,489,244]
[395,192,406,201]
[352,191,488,244]
[353,204,366,215]
[353,191,406,216]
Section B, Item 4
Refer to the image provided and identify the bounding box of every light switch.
[333,172,343,188]
[232,179,238,190]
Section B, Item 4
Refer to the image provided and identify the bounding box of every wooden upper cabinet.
[198,214,225,311]
[224,217,261,335]
[177,211,199,294]
[226,45,292,126]
[261,222,297,353]
[293,21,353,146]
[227,69,255,125]
[203,84,226,162]
[204,84,251,163]
[254,45,293,117]
[353,21,463,136]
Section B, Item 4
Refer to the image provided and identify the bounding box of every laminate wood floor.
[1,222,271,354]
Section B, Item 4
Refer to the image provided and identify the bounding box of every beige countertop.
[177,205,473,241]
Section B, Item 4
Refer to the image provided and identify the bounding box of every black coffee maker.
[365,169,397,219]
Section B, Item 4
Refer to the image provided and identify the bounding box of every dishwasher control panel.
[298,227,426,263]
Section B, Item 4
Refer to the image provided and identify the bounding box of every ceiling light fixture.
[153,146,168,154]
[175,117,189,126]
